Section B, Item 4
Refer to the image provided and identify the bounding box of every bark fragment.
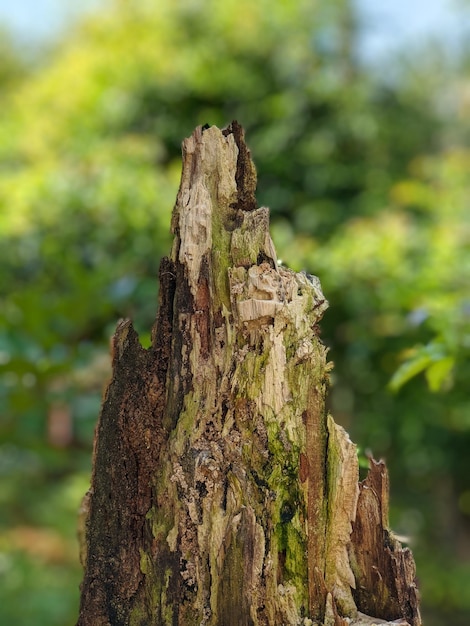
[349,460,421,626]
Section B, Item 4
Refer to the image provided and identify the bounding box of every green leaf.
[388,347,432,392]
[389,341,453,392]
[425,356,455,392]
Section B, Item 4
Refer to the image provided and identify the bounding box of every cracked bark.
[76,122,421,626]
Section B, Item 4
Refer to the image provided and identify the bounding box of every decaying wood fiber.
[77,122,421,626]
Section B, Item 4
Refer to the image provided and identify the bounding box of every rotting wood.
[76,122,421,626]
[349,460,421,626]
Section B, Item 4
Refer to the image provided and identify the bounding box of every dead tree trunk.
[77,122,421,626]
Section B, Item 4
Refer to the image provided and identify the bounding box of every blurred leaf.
[389,342,455,392]
[425,356,455,392]
[389,347,433,392]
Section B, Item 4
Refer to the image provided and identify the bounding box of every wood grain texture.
[349,460,421,626]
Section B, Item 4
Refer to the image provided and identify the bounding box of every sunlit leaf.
[388,347,432,392]
[425,356,455,392]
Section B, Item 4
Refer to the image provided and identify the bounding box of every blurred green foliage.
[0,0,469,624]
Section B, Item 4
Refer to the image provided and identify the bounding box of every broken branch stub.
[77,122,421,626]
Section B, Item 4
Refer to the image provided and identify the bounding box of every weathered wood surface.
[77,122,421,626]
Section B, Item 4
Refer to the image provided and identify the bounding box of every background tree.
[0,1,469,624]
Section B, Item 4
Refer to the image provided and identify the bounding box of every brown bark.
[77,122,421,626]
[349,460,421,626]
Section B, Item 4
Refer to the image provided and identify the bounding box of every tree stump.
[77,122,421,626]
